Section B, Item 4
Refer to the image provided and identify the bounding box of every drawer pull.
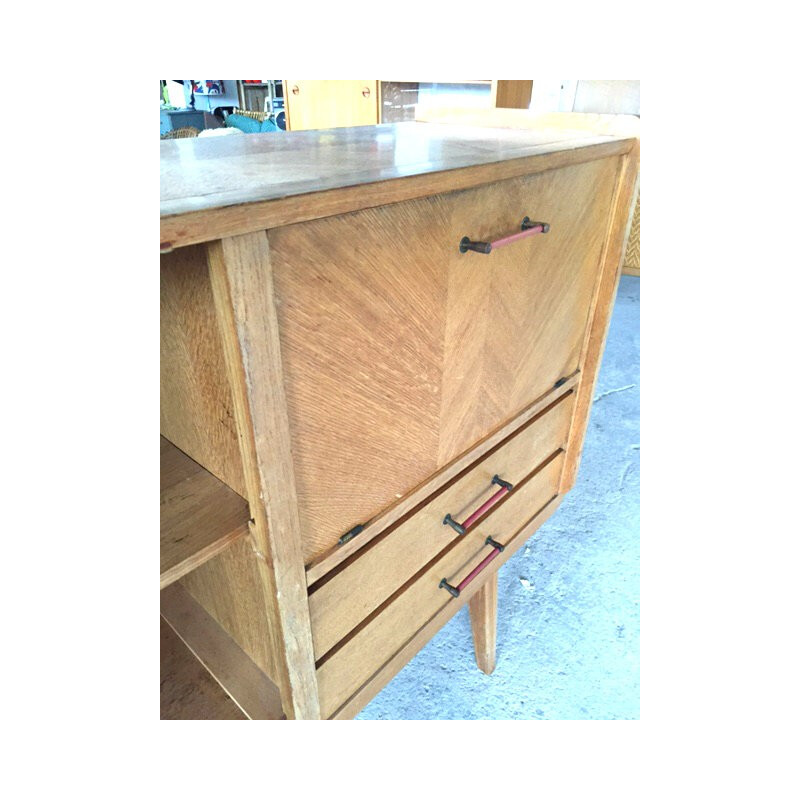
[439,536,506,598]
[438,577,460,597]
[459,217,550,255]
[338,523,365,545]
[442,474,514,536]
[442,513,466,536]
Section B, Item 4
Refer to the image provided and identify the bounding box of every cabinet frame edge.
[206,231,321,720]
[560,141,640,493]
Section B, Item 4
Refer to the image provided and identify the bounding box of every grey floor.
[357,275,640,720]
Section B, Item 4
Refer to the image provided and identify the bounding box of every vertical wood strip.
[207,232,321,719]
[468,572,498,674]
[491,80,534,109]
[560,142,640,492]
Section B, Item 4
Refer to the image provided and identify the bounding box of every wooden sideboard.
[160,116,639,719]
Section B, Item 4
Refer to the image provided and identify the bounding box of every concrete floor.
[357,275,640,720]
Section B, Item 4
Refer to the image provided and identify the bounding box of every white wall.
[572,80,639,115]
[529,80,640,116]
[529,80,578,112]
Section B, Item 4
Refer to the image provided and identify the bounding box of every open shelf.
[160,436,250,589]
[161,583,284,720]
[161,617,246,719]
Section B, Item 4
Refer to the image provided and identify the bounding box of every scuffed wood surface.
[160,122,635,247]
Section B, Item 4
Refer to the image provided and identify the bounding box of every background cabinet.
[282,80,535,130]
[283,80,378,131]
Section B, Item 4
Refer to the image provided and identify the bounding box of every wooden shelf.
[161,583,284,720]
[160,617,246,719]
[160,436,250,589]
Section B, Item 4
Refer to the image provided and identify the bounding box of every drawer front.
[269,157,620,564]
[308,389,575,659]
[316,450,565,719]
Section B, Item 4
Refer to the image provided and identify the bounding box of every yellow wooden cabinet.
[283,80,378,131]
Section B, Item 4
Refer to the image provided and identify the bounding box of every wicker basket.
[161,126,201,140]
[232,107,269,122]
[623,193,640,275]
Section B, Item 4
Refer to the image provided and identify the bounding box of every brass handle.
[291,85,300,95]
[362,86,371,98]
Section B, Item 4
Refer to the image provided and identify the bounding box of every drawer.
[316,449,565,718]
[308,388,575,659]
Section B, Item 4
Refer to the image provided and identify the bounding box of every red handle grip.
[439,537,505,597]
[443,475,513,536]
[460,217,550,254]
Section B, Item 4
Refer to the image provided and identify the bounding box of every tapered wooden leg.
[468,573,498,674]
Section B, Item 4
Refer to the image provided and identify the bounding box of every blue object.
[225,114,279,134]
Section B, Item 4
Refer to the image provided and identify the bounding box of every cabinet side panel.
[560,146,639,491]
[160,246,247,498]
[178,536,281,685]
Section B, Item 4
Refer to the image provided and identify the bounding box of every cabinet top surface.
[160,121,635,224]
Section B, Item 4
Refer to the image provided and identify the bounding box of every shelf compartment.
[161,617,246,719]
[160,436,250,589]
[161,582,284,720]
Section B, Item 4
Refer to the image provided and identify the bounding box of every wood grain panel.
[438,157,619,462]
[160,246,247,498]
[304,376,578,584]
[160,436,249,589]
[270,197,451,562]
[179,535,280,684]
[316,452,565,719]
[307,390,575,659]
[271,159,617,563]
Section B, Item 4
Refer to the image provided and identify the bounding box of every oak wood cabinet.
[159,114,639,719]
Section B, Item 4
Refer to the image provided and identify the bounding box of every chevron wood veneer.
[270,158,619,562]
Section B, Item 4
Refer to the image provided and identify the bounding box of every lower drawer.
[316,449,565,719]
[308,389,575,659]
